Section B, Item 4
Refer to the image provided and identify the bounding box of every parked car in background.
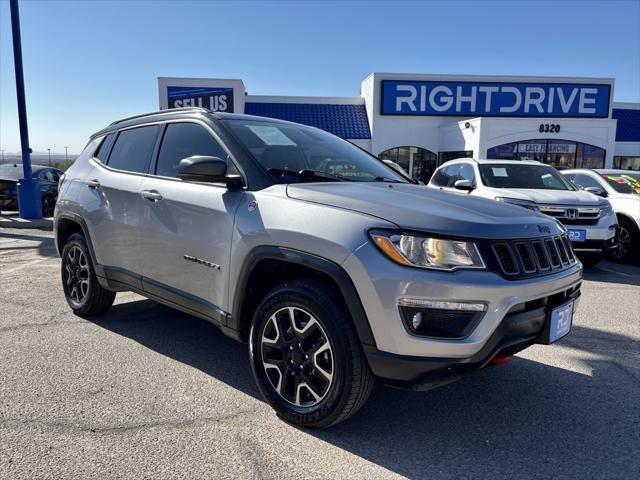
[427,159,618,266]
[562,169,640,262]
[0,164,63,217]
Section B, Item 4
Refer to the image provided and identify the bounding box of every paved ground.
[1,227,638,480]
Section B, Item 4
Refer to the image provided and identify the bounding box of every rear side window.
[94,133,116,163]
[107,126,159,174]
[155,123,228,178]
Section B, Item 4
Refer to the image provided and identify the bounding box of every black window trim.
[89,121,163,178]
[146,118,247,189]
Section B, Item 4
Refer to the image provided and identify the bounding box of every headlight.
[495,197,540,212]
[370,230,485,271]
[599,202,613,216]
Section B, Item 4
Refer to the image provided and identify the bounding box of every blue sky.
[1,0,639,153]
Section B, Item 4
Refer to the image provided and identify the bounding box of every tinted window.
[444,164,462,187]
[156,123,228,178]
[107,126,159,173]
[95,133,116,163]
[431,167,449,187]
[39,169,57,182]
[459,164,476,184]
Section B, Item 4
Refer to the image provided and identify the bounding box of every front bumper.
[572,225,618,253]
[343,240,583,359]
[364,284,581,389]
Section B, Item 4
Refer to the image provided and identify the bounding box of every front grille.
[539,206,600,227]
[488,233,578,279]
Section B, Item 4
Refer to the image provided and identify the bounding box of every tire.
[609,217,639,263]
[578,253,604,268]
[61,233,115,316]
[249,279,374,429]
[41,195,55,217]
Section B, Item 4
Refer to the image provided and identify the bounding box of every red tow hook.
[490,354,512,365]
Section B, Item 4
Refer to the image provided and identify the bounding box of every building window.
[486,139,605,169]
[438,150,474,165]
[613,156,640,170]
[378,146,437,182]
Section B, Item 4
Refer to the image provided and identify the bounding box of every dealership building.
[158,73,640,182]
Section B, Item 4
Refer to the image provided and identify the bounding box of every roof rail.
[108,107,210,126]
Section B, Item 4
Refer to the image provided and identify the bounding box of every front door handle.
[141,190,163,202]
[86,179,101,189]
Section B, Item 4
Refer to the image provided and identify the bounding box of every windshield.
[600,173,640,195]
[224,119,407,183]
[479,163,576,190]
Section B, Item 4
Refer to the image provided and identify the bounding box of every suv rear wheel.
[249,279,374,428]
[61,233,115,316]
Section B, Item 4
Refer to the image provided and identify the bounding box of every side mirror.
[178,156,227,183]
[454,179,475,192]
[584,186,607,198]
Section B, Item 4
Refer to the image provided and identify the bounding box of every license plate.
[549,301,573,343]
[567,229,586,242]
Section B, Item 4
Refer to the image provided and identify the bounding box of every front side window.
[156,123,229,178]
[225,119,406,183]
[570,173,603,190]
[107,125,159,174]
[479,163,576,190]
[459,163,476,184]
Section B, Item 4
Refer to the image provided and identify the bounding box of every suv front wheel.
[61,233,116,316]
[249,280,374,428]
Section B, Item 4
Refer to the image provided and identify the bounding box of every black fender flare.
[229,246,377,348]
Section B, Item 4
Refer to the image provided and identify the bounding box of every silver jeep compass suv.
[55,108,582,428]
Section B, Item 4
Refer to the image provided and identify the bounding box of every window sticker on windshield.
[607,175,640,194]
[247,126,296,146]
[492,167,508,177]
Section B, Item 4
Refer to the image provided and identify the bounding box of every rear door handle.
[141,190,163,202]
[86,179,101,189]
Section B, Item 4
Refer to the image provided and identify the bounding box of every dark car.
[0,164,63,217]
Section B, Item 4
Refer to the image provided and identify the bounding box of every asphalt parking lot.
[1,227,638,480]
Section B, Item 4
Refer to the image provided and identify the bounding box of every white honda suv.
[427,159,618,266]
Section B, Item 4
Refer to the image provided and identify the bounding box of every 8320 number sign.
[539,124,560,133]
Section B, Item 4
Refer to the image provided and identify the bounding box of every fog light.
[412,312,423,330]
[398,298,487,338]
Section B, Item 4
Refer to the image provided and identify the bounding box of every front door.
[138,121,244,318]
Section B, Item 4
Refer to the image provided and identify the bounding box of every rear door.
[83,124,160,281]
[138,120,244,317]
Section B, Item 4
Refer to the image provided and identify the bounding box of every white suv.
[562,169,640,262]
[427,159,618,266]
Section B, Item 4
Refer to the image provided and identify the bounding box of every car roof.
[563,168,640,175]
[438,158,545,167]
[92,108,310,140]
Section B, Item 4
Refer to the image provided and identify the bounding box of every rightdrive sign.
[167,86,234,112]
[381,80,611,118]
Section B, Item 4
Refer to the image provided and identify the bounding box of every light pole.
[47,148,51,164]
[10,0,41,218]
[64,146,68,162]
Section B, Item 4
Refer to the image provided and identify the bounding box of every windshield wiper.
[373,176,404,183]
[267,168,353,182]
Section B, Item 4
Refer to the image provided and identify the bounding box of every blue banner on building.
[167,86,234,112]
[381,80,611,118]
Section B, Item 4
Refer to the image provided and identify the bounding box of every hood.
[484,187,601,205]
[287,183,564,239]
